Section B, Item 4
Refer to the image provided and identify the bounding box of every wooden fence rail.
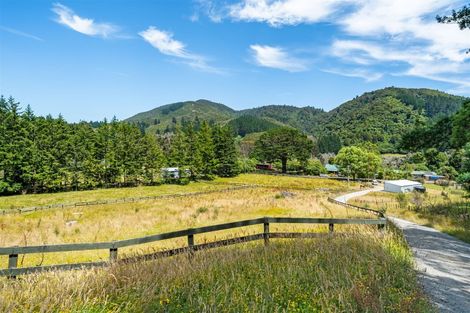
[0,216,386,278]
[327,197,385,218]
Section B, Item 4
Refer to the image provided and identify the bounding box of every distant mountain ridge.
[125,87,467,150]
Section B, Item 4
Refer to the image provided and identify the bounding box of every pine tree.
[213,125,239,177]
[197,121,216,178]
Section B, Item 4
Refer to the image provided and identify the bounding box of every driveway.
[336,188,470,313]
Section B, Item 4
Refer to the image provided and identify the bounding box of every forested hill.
[126,87,467,150]
[313,87,466,151]
[126,99,236,134]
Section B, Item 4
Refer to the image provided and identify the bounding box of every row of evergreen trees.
[0,96,239,195]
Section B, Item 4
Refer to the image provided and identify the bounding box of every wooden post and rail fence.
[0,215,387,278]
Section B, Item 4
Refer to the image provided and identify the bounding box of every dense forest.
[126,87,467,153]
[0,96,238,195]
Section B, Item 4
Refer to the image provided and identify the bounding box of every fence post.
[188,233,195,258]
[109,248,118,262]
[263,218,270,246]
[329,223,334,233]
[8,253,18,279]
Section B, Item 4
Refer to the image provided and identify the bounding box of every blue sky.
[0,0,469,122]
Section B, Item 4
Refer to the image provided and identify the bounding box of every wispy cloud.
[0,26,43,41]
[202,0,470,92]
[139,26,223,74]
[250,44,307,72]
[52,3,119,38]
[322,67,383,82]
[229,0,350,26]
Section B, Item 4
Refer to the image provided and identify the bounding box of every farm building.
[325,164,339,174]
[384,180,424,193]
[411,171,444,181]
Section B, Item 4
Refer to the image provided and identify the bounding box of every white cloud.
[250,44,307,72]
[322,67,383,82]
[0,26,43,41]
[139,26,223,73]
[229,0,350,26]
[52,3,118,38]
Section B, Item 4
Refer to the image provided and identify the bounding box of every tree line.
[0,96,238,195]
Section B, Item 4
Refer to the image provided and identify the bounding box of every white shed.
[384,180,423,193]
[162,167,180,179]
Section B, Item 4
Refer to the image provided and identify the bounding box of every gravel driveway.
[335,188,470,313]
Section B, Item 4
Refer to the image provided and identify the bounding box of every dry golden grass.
[0,175,431,312]
[350,184,470,243]
[0,175,367,268]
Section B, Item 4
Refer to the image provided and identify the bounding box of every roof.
[162,167,179,171]
[385,179,422,187]
[411,171,436,175]
[325,164,339,172]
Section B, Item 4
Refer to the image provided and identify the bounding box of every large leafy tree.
[253,127,313,173]
[334,146,381,179]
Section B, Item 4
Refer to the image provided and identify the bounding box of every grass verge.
[0,228,432,313]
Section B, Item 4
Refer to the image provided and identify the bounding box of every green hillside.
[227,115,283,136]
[126,99,236,133]
[314,87,466,151]
[238,105,325,133]
[126,87,467,150]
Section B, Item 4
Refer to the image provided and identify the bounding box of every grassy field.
[350,184,470,243]
[0,175,432,312]
[0,175,361,267]
[0,174,356,211]
[0,229,432,313]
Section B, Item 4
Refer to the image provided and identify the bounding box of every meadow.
[0,230,432,313]
[0,175,432,312]
[0,175,360,267]
[350,184,470,243]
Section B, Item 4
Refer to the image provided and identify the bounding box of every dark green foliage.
[227,115,280,136]
[0,97,239,195]
[452,100,470,148]
[212,125,239,177]
[239,105,325,134]
[400,116,453,152]
[316,133,342,154]
[437,5,470,30]
[401,100,470,152]
[457,144,470,193]
[253,127,313,173]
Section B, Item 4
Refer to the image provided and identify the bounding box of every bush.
[304,159,326,176]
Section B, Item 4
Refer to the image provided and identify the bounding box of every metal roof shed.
[384,180,423,193]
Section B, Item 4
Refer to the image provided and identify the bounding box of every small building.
[256,164,273,171]
[411,171,444,181]
[384,180,424,193]
[325,164,339,174]
[161,167,180,179]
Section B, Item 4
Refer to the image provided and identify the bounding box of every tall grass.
[0,186,370,267]
[350,185,470,243]
[0,228,432,313]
